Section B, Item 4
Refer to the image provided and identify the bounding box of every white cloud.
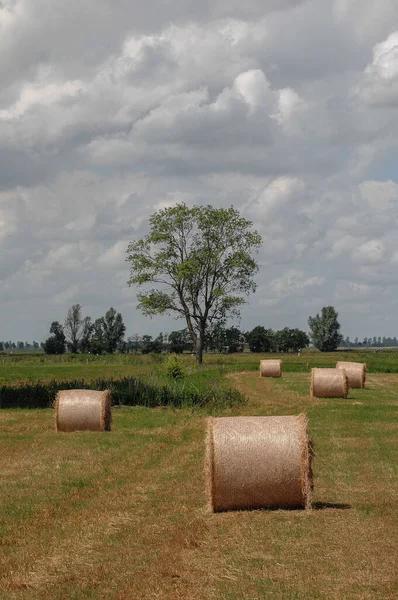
[352,240,385,264]
[358,31,398,106]
[359,179,398,209]
[1,1,398,340]
[98,241,129,268]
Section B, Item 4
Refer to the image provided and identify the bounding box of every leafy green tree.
[43,321,66,354]
[308,306,343,352]
[168,329,193,354]
[246,326,274,353]
[64,304,83,354]
[90,318,106,354]
[102,307,126,353]
[127,203,261,364]
[208,324,244,353]
[141,334,163,354]
[274,328,309,353]
[80,316,94,353]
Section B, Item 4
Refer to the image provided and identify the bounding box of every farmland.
[0,351,397,599]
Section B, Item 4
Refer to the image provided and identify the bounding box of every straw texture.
[55,389,112,432]
[336,361,366,388]
[260,359,282,378]
[311,368,348,398]
[206,414,313,512]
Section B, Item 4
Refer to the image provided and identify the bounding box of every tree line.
[42,305,126,354]
[1,304,365,356]
[125,325,310,355]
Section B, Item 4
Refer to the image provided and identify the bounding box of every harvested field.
[0,364,397,599]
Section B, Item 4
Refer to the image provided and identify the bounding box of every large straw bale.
[311,368,348,398]
[55,389,111,432]
[336,361,366,388]
[206,414,313,512]
[259,359,282,378]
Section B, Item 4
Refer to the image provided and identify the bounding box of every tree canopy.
[126,203,262,363]
[308,306,343,352]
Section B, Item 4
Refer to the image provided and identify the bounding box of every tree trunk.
[195,335,204,365]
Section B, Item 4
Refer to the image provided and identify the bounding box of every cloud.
[1,1,398,341]
[357,31,398,106]
[352,240,386,264]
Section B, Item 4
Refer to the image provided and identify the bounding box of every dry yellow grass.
[0,373,397,599]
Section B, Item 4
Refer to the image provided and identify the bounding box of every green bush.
[163,354,185,379]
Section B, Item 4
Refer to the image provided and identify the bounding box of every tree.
[207,324,244,353]
[141,334,163,354]
[274,328,309,353]
[308,306,343,352]
[127,203,262,364]
[127,334,142,352]
[246,326,275,353]
[102,307,126,353]
[90,318,106,354]
[43,321,66,354]
[64,304,83,353]
[168,329,193,354]
[80,316,94,353]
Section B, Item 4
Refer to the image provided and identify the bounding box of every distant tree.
[64,304,83,353]
[0,342,4,351]
[127,203,262,364]
[80,316,94,353]
[141,334,163,354]
[43,321,66,354]
[102,307,126,353]
[308,306,343,352]
[127,334,142,352]
[168,329,193,354]
[208,324,244,353]
[246,326,274,353]
[90,318,106,354]
[17,341,24,350]
[32,341,39,350]
[274,328,309,353]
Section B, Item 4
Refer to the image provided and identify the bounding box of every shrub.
[0,375,246,410]
[163,354,185,379]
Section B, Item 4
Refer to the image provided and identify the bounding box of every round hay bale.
[259,359,282,377]
[55,389,111,432]
[336,361,366,388]
[206,414,313,512]
[310,368,348,398]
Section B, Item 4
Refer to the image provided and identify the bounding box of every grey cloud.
[2,1,398,341]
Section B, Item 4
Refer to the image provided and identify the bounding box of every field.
[0,351,397,599]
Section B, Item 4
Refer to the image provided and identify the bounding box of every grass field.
[0,354,397,599]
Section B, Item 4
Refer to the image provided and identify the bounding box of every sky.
[1,0,398,342]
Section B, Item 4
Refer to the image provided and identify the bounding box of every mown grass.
[1,349,398,388]
[0,365,397,599]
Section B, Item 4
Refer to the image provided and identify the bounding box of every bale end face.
[206,414,313,512]
[311,368,348,399]
[336,362,366,388]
